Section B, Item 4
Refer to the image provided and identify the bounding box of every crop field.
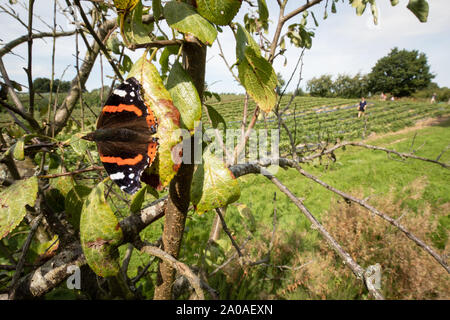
[204,95,450,154]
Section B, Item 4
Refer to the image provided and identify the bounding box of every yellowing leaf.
[191,147,240,214]
[0,176,38,240]
[113,0,138,12]
[80,182,123,277]
[238,47,277,113]
[12,138,24,160]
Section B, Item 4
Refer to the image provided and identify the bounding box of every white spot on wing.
[110,172,125,180]
[130,91,135,97]
[129,173,135,179]
[113,89,127,97]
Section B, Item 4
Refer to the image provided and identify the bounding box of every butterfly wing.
[95,77,158,194]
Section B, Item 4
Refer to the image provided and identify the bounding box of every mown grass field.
[2,93,449,299]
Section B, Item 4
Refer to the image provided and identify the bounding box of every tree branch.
[73,0,123,81]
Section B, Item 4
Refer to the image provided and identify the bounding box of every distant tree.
[54,79,71,92]
[33,77,51,93]
[33,78,71,93]
[307,74,333,97]
[368,48,434,97]
[293,87,306,96]
[333,73,369,98]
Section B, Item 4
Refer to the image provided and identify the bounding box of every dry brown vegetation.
[211,175,449,299]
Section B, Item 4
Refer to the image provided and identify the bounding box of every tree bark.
[153,41,206,300]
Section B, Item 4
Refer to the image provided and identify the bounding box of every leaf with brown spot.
[80,182,123,277]
[128,56,182,187]
[0,176,38,240]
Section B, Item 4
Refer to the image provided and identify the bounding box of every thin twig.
[9,214,43,299]
[215,208,243,258]
[73,0,123,81]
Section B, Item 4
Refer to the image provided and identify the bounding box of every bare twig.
[9,214,43,299]
[215,208,243,258]
[0,58,41,131]
[73,0,123,81]
[0,31,76,58]
[25,0,35,116]
[38,165,103,179]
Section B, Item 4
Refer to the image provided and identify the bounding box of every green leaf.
[238,47,277,113]
[123,0,154,45]
[130,185,147,214]
[205,104,226,130]
[407,0,429,23]
[69,132,89,156]
[0,176,38,240]
[121,54,133,74]
[390,0,399,6]
[128,56,182,188]
[191,147,240,215]
[257,0,269,22]
[10,80,22,92]
[152,0,162,22]
[166,61,202,133]
[159,45,180,75]
[197,0,242,26]
[235,23,260,62]
[12,138,24,160]
[106,32,121,54]
[28,234,59,264]
[163,1,218,46]
[80,182,123,277]
[49,170,75,197]
[331,1,337,14]
[65,185,92,231]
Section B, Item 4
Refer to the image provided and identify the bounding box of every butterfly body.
[84,77,158,194]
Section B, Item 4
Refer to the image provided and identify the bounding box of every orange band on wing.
[100,154,143,165]
[102,104,143,116]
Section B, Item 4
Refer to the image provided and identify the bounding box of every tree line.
[306,48,436,99]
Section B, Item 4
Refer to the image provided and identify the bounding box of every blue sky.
[1,0,449,94]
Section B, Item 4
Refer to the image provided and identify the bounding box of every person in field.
[357,97,367,118]
[430,92,437,103]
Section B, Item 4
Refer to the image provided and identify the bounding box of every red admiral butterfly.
[83,77,158,194]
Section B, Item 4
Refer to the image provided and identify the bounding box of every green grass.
[149,117,448,299]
